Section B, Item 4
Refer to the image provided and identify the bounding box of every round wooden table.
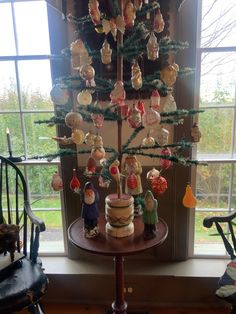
[68,214,168,314]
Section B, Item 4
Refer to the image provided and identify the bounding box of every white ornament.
[150,90,161,109]
[163,94,177,112]
[50,85,69,105]
[156,127,169,146]
[142,107,161,130]
[77,90,92,105]
[146,168,160,181]
[85,132,96,146]
[142,136,155,147]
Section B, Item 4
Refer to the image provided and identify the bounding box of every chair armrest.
[203,209,236,228]
[24,201,46,232]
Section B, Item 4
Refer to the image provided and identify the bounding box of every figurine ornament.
[160,63,179,86]
[91,113,104,129]
[127,172,138,190]
[153,8,165,33]
[81,182,99,238]
[110,81,126,106]
[156,127,169,146]
[124,0,136,28]
[70,39,92,70]
[50,85,69,105]
[70,169,81,193]
[146,167,160,181]
[84,131,96,146]
[88,0,101,25]
[131,61,143,90]
[84,157,96,177]
[51,171,63,191]
[191,122,202,143]
[100,39,112,64]
[127,105,142,128]
[142,190,158,239]
[147,32,159,61]
[91,135,106,161]
[163,93,177,112]
[136,100,145,116]
[142,106,161,130]
[142,135,155,147]
[150,89,161,109]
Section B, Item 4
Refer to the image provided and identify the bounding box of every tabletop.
[68,214,168,256]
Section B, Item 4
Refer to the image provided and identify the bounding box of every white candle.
[6,128,12,155]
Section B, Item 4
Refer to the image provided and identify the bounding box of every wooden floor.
[20,303,229,314]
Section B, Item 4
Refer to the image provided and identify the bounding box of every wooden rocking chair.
[0,156,48,314]
[203,209,236,314]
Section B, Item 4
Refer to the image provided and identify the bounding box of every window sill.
[41,256,228,278]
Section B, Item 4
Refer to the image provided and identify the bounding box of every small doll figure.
[142,190,158,239]
[122,155,143,216]
[81,182,99,238]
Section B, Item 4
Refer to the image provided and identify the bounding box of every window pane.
[24,113,57,157]
[26,164,64,253]
[201,0,236,48]
[0,113,24,157]
[0,4,16,55]
[197,108,233,157]
[0,61,19,111]
[200,52,236,107]
[14,1,50,55]
[194,211,228,255]
[17,60,53,111]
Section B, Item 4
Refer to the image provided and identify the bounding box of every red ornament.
[136,100,145,116]
[150,89,160,109]
[70,169,81,193]
[127,172,138,189]
[160,147,172,170]
[151,176,168,195]
[87,157,96,173]
[121,104,130,119]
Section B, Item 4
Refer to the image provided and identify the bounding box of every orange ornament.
[70,169,81,193]
[183,185,197,208]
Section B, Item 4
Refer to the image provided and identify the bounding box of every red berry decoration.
[160,147,172,170]
[151,176,168,195]
[127,172,138,189]
[70,169,81,193]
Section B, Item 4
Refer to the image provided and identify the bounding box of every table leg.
[111,255,127,314]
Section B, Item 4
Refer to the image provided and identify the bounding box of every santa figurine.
[142,190,158,239]
[81,182,99,238]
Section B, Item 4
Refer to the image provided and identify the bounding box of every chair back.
[0,156,45,262]
[203,209,236,259]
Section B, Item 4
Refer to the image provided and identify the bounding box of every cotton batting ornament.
[151,176,168,195]
[146,168,160,181]
[50,85,69,105]
[77,90,92,106]
[142,107,161,130]
[163,94,177,112]
[150,90,161,109]
[65,112,83,130]
[156,127,169,146]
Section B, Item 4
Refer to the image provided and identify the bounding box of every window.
[0,0,66,254]
[193,0,236,256]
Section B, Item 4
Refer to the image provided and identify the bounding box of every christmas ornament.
[80,64,96,87]
[81,182,99,238]
[65,112,83,129]
[71,129,85,145]
[142,135,155,147]
[127,105,142,128]
[84,157,96,177]
[77,90,92,105]
[70,39,92,69]
[98,174,110,188]
[142,190,158,239]
[91,135,106,161]
[134,0,143,10]
[84,131,96,146]
[124,0,136,28]
[51,171,63,191]
[131,61,142,90]
[121,104,130,119]
[50,85,69,105]
[160,147,172,170]
[160,63,179,86]
[109,160,121,196]
[183,184,197,208]
[88,0,101,25]
[110,81,126,106]
[146,168,160,181]
[142,107,161,130]
[153,8,165,33]
[191,122,202,143]
[156,127,169,146]
[70,169,81,193]
[163,94,177,112]
[52,136,74,145]
[100,39,112,65]
[91,113,104,129]
[150,90,161,109]
[127,172,138,190]
[136,100,145,116]
[151,175,168,195]
[102,16,125,41]
[147,32,159,61]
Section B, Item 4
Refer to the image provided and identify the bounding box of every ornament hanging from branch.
[160,147,172,170]
[146,168,160,182]
[142,106,161,130]
[150,89,161,109]
[128,105,142,128]
[51,171,63,191]
[88,0,101,25]
[102,16,125,41]
[136,100,145,116]
[153,8,165,33]
[100,39,112,65]
[110,81,126,106]
[142,134,155,147]
[183,184,197,208]
[65,112,83,130]
[70,169,81,193]
[191,122,202,143]
[131,61,143,90]
[151,175,168,195]
[70,39,92,70]
[147,32,159,61]
[71,129,85,145]
[77,90,93,106]
[85,131,96,146]
[156,127,169,146]
[124,0,136,28]
[91,135,106,161]
[50,85,69,106]
[160,63,179,86]
[163,94,177,112]
[84,157,96,177]
[80,64,96,87]
[91,113,104,129]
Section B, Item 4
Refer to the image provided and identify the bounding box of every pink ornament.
[150,90,161,109]
[121,104,130,119]
[91,113,104,129]
[142,107,161,129]
[127,105,142,128]
[51,171,63,191]
[136,100,145,116]
[151,176,168,195]
[160,147,172,170]
[110,81,126,106]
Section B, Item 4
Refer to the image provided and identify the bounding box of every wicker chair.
[0,156,48,314]
[203,209,236,314]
